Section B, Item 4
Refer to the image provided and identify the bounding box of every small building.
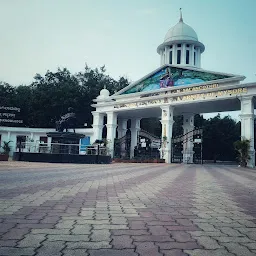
[0,126,93,157]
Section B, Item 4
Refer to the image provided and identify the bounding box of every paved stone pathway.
[0,162,256,256]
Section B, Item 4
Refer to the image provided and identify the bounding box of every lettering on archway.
[114,87,248,110]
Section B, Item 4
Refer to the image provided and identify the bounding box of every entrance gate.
[114,129,161,160]
[114,134,131,159]
[171,128,203,164]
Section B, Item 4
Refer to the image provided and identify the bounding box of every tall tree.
[202,114,240,161]
[0,65,129,128]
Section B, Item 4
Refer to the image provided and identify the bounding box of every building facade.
[91,13,256,167]
[0,127,93,157]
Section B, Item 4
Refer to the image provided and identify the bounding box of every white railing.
[16,142,108,155]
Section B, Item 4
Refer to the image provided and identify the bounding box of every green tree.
[0,82,16,106]
[0,65,129,128]
[202,114,240,162]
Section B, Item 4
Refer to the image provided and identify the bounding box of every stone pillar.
[106,112,117,158]
[182,114,194,163]
[117,119,128,139]
[130,118,141,158]
[160,105,174,163]
[240,96,255,168]
[92,112,104,143]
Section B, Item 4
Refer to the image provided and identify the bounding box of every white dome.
[157,16,205,55]
[100,88,109,97]
[164,20,198,43]
[97,88,110,100]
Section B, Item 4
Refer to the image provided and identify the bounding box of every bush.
[1,141,12,156]
[234,139,250,167]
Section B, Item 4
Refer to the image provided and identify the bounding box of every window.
[194,52,196,65]
[186,50,190,64]
[186,44,190,47]
[170,45,173,49]
[177,44,181,47]
[40,136,48,143]
[177,50,181,64]
[169,51,172,64]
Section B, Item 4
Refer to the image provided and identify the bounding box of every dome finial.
[179,8,183,22]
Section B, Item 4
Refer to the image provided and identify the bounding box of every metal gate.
[114,134,131,159]
[114,129,161,160]
[171,128,203,164]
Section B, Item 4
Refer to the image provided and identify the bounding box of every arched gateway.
[91,12,256,167]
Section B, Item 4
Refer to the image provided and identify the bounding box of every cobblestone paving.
[0,162,256,255]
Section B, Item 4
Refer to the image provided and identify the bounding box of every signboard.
[80,137,90,154]
[114,87,248,110]
[141,83,219,98]
[0,106,23,125]
[141,142,147,148]
[194,138,202,143]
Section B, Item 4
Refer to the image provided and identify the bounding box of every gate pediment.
[116,65,244,95]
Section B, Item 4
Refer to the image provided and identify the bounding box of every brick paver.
[0,162,256,255]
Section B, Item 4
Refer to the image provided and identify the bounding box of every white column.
[240,96,255,168]
[92,112,104,143]
[160,105,174,163]
[11,135,17,157]
[106,111,117,158]
[181,43,186,65]
[172,44,177,65]
[191,45,195,66]
[182,114,194,163]
[194,47,197,67]
[117,119,128,139]
[164,47,168,64]
[130,118,141,158]
[29,132,34,152]
[197,48,201,68]
[161,50,165,66]
[47,136,52,153]
[7,131,11,141]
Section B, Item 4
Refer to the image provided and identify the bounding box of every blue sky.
[0,0,255,120]
[1,0,255,85]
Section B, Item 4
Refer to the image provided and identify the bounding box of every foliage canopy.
[0,65,129,128]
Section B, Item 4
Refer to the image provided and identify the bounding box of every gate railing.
[171,128,203,164]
